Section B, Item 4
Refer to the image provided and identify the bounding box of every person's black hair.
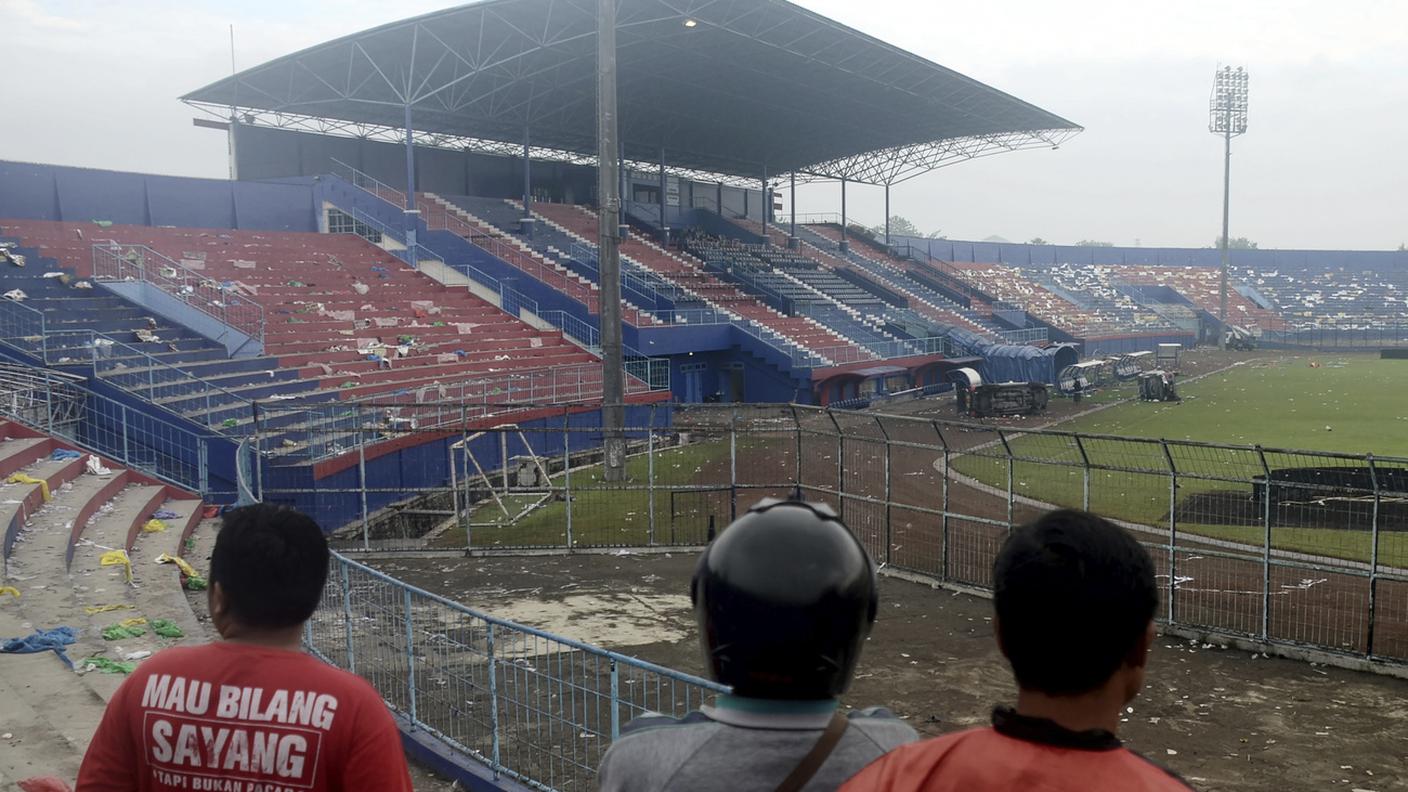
[209,504,330,629]
[993,509,1157,695]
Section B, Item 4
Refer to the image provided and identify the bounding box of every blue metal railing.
[0,362,220,496]
[308,553,725,791]
[91,243,265,348]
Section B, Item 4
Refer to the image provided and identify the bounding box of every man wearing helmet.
[598,497,917,792]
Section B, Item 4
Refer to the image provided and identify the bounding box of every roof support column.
[658,146,668,246]
[884,183,891,248]
[716,182,723,217]
[520,123,535,236]
[788,172,799,250]
[597,0,625,483]
[760,162,770,247]
[403,103,419,269]
[839,177,849,253]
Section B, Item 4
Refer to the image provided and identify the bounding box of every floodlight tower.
[1209,65,1249,348]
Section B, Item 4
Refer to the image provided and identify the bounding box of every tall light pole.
[597,0,626,481]
[1209,65,1249,348]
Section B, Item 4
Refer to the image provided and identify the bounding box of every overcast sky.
[1,0,1404,249]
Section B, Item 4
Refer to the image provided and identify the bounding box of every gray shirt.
[597,698,918,792]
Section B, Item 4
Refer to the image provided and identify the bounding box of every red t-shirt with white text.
[76,642,414,792]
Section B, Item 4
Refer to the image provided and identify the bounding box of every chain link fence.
[284,400,1408,789]
[278,402,1408,668]
[305,554,723,791]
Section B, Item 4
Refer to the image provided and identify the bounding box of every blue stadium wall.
[264,404,668,532]
[896,235,1408,270]
[0,159,317,231]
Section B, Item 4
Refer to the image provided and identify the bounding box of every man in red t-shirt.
[77,504,414,792]
[841,509,1194,792]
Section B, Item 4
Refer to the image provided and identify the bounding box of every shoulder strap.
[774,712,850,792]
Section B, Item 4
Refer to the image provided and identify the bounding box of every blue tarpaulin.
[2,626,78,669]
[945,328,1078,385]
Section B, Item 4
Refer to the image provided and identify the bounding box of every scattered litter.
[3,289,28,302]
[155,553,206,590]
[122,649,152,661]
[85,455,111,476]
[84,603,133,615]
[151,508,180,520]
[49,449,82,461]
[1,626,77,669]
[0,585,18,599]
[42,271,64,279]
[150,619,184,639]
[81,655,136,675]
[6,473,51,502]
[99,549,133,583]
[141,519,168,533]
[102,622,147,640]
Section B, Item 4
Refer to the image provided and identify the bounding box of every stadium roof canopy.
[183,0,1081,186]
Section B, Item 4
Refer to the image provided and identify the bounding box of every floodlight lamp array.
[1209,66,1249,136]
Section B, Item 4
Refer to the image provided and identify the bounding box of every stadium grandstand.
[2,0,1407,789]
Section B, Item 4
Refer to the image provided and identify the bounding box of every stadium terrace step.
[3,219,606,444]
[523,202,870,362]
[0,418,213,779]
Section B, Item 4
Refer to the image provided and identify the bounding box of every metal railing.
[0,299,257,436]
[0,362,220,495]
[329,157,407,208]
[996,326,1050,344]
[285,403,1408,673]
[90,243,265,346]
[306,553,724,791]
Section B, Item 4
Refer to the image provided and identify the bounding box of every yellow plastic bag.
[118,617,148,628]
[0,585,19,599]
[99,549,133,584]
[154,553,199,579]
[6,473,50,502]
[84,603,133,615]
[141,519,167,533]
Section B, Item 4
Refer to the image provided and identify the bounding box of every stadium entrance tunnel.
[1171,465,1408,532]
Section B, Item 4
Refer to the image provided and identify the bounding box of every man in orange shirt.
[842,509,1194,791]
[77,504,414,792]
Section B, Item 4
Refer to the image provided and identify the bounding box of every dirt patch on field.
[377,552,1408,792]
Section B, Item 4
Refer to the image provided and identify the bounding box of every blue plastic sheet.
[945,328,1078,385]
[1,626,78,669]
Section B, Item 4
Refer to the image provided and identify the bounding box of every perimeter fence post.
[829,409,844,520]
[1256,447,1272,640]
[876,416,892,567]
[1073,434,1091,511]
[647,405,656,545]
[792,406,803,492]
[563,411,573,550]
[403,587,417,729]
[486,623,501,777]
[609,660,621,740]
[728,408,738,521]
[1367,454,1380,658]
[997,430,1014,531]
[935,422,950,582]
[358,405,369,550]
[1161,440,1178,625]
[341,562,356,675]
[252,402,263,502]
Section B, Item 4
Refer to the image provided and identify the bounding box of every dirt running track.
[379,553,1408,792]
